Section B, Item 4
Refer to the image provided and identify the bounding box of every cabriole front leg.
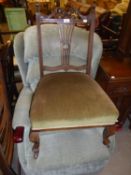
[29,131,40,159]
[103,125,116,146]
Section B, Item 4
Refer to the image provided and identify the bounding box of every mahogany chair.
[27,4,119,158]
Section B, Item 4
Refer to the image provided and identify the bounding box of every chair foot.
[32,141,40,159]
[103,125,116,146]
[29,131,40,159]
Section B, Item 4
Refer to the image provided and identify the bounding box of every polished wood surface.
[100,54,131,79]
[0,45,16,175]
[118,0,131,55]
[96,54,131,127]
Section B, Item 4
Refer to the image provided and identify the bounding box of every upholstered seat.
[30,72,118,130]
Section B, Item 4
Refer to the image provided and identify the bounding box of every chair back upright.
[36,4,96,78]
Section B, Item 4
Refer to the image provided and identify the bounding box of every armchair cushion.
[26,50,102,91]
[18,127,115,175]
[14,25,102,88]
[30,72,118,130]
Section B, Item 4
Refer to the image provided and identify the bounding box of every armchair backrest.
[13,6,103,88]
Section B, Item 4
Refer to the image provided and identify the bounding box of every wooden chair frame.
[36,5,96,77]
[29,4,117,159]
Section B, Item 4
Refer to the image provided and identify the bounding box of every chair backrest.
[4,8,28,32]
[36,4,96,78]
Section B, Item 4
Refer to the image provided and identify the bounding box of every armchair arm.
[12,87,33,130]
[13,88,33,170]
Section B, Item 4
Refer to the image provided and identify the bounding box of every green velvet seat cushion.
[30,72,118,130]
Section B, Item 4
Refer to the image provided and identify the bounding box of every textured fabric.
[30,72,118,130]
[13,32,28,86]
[12,88,114,175]
[13,87,115,175]
[13,87,33,128]
[17,127,115,175]
[26,49,101,91]
[13,22,116,175]
[23,24,102,63]
[13,24,102,88]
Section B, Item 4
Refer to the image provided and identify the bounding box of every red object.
[13,126,24,143]
[115,123,123,132]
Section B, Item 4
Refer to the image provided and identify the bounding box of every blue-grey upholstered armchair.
[12,7,118,174]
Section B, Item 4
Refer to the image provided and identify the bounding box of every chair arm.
[12,87,33,130]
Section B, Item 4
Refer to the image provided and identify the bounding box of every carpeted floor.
[97,121,131,175]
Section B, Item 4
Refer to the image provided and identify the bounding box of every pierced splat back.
[35,4,96,78]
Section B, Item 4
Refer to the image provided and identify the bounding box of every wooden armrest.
[13,126,24,143]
